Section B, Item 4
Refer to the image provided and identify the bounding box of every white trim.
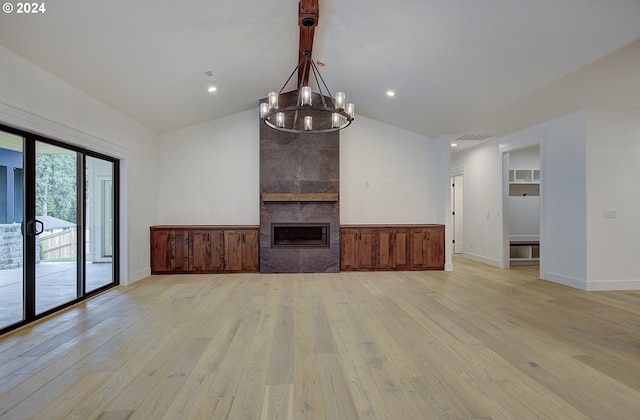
[501,139,543,270]
[126,268,151,285]
[586,279,640,291]
[541,271,587,290]
[498,127,543,153]
[463,252,502,268]
[450,170,464,255]
[0,101,130,157]
[450,166,464,177]
[501,152,510,268]
[509,235,540,241]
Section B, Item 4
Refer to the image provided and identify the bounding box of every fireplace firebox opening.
[271,223,329,248]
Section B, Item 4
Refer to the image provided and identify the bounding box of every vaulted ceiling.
[1,0,639,147]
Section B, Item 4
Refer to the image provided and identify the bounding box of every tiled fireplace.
[259,91,340,273]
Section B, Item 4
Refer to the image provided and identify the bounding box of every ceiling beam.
[298,0,319,87]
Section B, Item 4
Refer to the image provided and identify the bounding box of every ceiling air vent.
[202,69,217,82]
[455,134,494,141]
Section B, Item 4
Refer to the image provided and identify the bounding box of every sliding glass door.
[86,156,115,293]
[0,124,118,334]
[0,129,25,329]
[35,141,79,314]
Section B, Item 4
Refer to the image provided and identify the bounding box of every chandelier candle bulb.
[346,103,355,118]
[260,102,269,118]
[331,113,340,128]
[335,92,346,109]
[301,86,312,106]
[276,112,285,128]
[268,92,279,109]
[304,116,313,130]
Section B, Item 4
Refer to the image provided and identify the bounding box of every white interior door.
[452,175,464,253]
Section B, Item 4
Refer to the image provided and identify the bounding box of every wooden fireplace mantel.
[261,193,339,202]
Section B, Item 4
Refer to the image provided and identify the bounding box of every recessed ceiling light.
[207,86,217,93]
[386,90,395,97]
[451,143,458,147]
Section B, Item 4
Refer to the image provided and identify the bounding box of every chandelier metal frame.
[260,15,354,134]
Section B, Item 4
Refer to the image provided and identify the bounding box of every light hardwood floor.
[1,257,640,419]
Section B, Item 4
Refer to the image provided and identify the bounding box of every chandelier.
[259,13,354,134]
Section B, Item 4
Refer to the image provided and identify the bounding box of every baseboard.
[585,279,640,291]
[462,252,503,268]
[444,262,453,271]
[540,271,587,291]
[123,268,151,286]
[541,271,640,291]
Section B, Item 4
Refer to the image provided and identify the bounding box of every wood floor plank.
[308,295,338,354]
[1,258,640,419]
[95,411,134,420]
[0,316,137,415]
[160,373,212,420]
[68,334,212,420]
[316,353,359,420]
[261,384,294,420]
[225,280,279,420]
[28,371,113,420]
[206,295,265,398]
[196,396,234,420]
[352,299,421,378]
[292,279,326,420]
[123,328,213,420]
[322,288,394,420]
[191,317,241,375]
[267,303,294,385]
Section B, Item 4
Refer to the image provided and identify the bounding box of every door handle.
[26,219,45,236]
[34,219,44,235]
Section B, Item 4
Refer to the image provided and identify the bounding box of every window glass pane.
[86,156,114,291]
[0,130,24,329]
[35,141,78,314]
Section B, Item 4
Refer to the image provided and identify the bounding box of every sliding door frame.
[0,122,120,335]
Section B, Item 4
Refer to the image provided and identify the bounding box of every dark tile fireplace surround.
[260,92,340,273]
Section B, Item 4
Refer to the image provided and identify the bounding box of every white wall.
[585,108,640,290]
[158,112,445,228]
[451,139,505,267]
[340,115,441,224]
[451,112,588,276]
[452,109,640,290]
[0,45,159,284]
[539,112,587,289]
[157,110,260,225]
[509,146,540,168]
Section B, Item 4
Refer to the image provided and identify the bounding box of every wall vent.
[455,134,494,141]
